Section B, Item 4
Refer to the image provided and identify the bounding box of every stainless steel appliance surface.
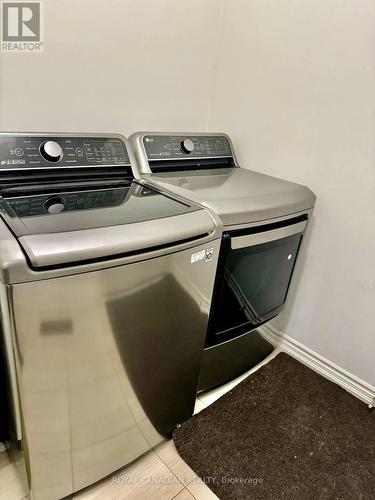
[130,132,316,391]
[0,133,221,499]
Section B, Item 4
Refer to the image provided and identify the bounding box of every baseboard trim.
[260,324,375,406]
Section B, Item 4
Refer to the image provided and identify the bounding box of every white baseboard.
[260,324,375,406]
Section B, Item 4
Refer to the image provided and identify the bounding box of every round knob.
[40,141,63,162]
[44,197,65,215]
[181,138,194,154]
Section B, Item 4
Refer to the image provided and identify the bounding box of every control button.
[75,147,84,155]
[44,196,65,215]
[15,148,24,156]
[181,138,194,154]
[40,141,63,162]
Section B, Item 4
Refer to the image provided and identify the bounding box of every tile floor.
[0,349,280,500]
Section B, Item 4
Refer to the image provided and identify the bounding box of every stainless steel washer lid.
[130,132,316,226]
[0,182,217,268]
[18,210,215,268]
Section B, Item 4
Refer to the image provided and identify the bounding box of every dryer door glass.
[207,219,306,347]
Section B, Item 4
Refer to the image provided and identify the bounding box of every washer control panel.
[143,135,233,160]
[0,136,130,169]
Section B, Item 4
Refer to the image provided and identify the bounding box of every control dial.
[44,196,65,215]
[181,138,194,154]
[40,141,63,162]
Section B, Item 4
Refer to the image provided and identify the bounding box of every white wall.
[0,0,220,133]
[209,0,375,386]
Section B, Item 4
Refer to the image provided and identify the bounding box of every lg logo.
[1,1,44,52]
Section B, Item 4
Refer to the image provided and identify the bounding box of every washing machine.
[0,133,222,499]
[130,132,316,392]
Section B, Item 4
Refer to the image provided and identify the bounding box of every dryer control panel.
[143,135,233,160]
[0,135,130,169]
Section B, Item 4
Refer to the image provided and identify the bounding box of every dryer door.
[207,217,307,346]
